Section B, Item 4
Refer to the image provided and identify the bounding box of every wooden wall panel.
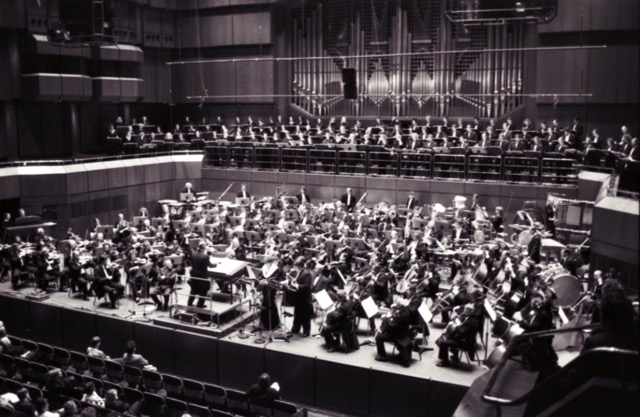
[176,16,200,49]
[155,50,172,103]
[200,15,233,47]
[232,12,271,45]
[235,59,274,102]
[202,62,237,103]
[17,103,42,157]
[141,50,158,102]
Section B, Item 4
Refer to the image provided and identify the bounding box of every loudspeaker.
[342,68,356,84]
[342,68,357,99]
[344,83,358,100]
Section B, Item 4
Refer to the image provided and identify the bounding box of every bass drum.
[548,273,581,308]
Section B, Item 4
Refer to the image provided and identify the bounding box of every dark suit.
[437,313,480,362]
[340,193,357,212]
[188,250,214,307]
[236,190,251,199]
[246,384,280,404]
[292,268,313,336]
[406,197,419,210]
[296,192,311,204]
[527,233,542,264]
[94,265,125,308]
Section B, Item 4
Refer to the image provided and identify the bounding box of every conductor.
[188,242,216,308]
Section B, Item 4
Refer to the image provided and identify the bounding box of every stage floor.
[0,276,581,415]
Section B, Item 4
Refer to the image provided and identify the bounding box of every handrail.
[481,322,638,407]
[0,150,203,168]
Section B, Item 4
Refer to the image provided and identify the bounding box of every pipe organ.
[291,0,526,119]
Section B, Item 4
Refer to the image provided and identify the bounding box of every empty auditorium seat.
[225,389,250,416]
[182,378,205,404]
[123,365,143,388]
[104,359,124,382]
[273,400,308,417]
[203,383,227,411]
[142,368,164,392]
[141,391,166,416]
[87,356,106,377]
[188,402,213,417]
[165,397,189,417]
[69,351,89,373]
[162,374,183,398]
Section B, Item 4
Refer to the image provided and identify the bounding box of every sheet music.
[361,296,379,319]
[418,300,433,324]
[314,289,334,311]
[246,265,257,279]
[484,299,497,322]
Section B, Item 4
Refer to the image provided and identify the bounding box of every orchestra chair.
[272,400,308,417]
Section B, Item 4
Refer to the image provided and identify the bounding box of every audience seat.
[123,385,145,406]
[142,368,163,392]
[188,402,213,417]
[165,396,189,417]
[14,357,32,381]
[183,378,206,405]
[141,391,166,416]
[69,350,89,373]
[85,374,105,396]
[87,356,106,376]
[123,365,143,388]
[30,361,50,386]
[273,400,308,417]
[225,388,251,416]
[105,359,125,382]
[52,346,71,369]
[162,373,183,398]
[203,383,227,411]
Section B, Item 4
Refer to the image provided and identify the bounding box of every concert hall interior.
[0,1,638,417]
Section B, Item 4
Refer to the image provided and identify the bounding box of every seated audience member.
[80,407,97,417]
[60,400,81,417]
[34,396,60,417]
[0,321,12,356]
[104,389,131,414]
[246,373,280,404]
[14,388,37,416]
[122,340,150,369]
[86,336,110,360]
[81,381,105,408]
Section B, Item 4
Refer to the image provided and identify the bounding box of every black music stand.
[127,263,155,322]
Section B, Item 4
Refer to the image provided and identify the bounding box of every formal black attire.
[150,265,176,310]
[527,233,542,264]
[246,384,280,404]
[437,312,481,363]
[291,268,313,336]
[296,191,311,204]
[93,265,124,308]
[375,305,413,366]
[340,192,357,213]
[188,250,215,308]
[257,279,280,330]
[321,298,359,352]
[406,196,419,210]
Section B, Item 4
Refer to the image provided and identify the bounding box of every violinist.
[150,258,176,311]
[67,251,91,300]
[93,256,125,309]
[374,298,413,367]
[433,278,472,324]
[435,303,482,367]
[35,246,60,292]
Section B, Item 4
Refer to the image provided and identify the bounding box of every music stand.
[180,193,196,203]
[235,197,250,206]
[190,223,205,235]
[151,218,168,230]
[127,262,155,321]
[132,216,145,227]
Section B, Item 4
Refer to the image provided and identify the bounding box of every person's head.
[258,373,271,389]
[600,291,633,330]
[346,187,352,195]
[84,381,96,395]
[16,387,29,401]
[63,400,78,415]
[105,389,118,402]
[34,396,49,413]
[89,336,101,348]
[126,340,136,355]
[164,258,173,269]
[241,183,247,191]
[18,208,25,217]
